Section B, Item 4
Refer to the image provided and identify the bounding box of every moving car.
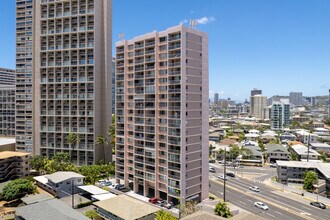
[218,175,228,181]
[209,167,216,173]
[149,197,162,204]
[310,202,326,209]
[249,186,260,192]
[254,202,268,210]
[226,172,235,177]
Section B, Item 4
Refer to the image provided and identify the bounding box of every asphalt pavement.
[209,163,330,220]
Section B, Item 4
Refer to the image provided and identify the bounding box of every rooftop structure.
[0,68,15,85]
[94,195,160,220]
[15,198,90,220]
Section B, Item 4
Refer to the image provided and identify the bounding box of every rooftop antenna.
[118,33,125,41]
[189,19,197,29]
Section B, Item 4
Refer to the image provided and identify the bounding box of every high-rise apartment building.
[250,95,267,119]
[115,25,209,204]
[0,68,15,85]
[16,0,34,152]
[214,93,219,104]
[17,0,112,165]
[289,92,303,106]
[271,99,290,130]
[0,86,16,137]
[251,88,262,96]
[112,57,116,114]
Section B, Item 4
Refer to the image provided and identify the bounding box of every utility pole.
[71,179,74,208]
[307,133,310,162]
[223,148,227,201]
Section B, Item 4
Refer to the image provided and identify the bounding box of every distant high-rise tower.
[16,0,34,152]
[115,25,209,204]
[214,93,219,104]
[18,0,113,165]
[250,95,267,119]
[271,99,290,130]
[251,88,262,96]
[0,68,15,137]
[289,92,303,106]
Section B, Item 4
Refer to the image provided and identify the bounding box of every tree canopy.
[155,210,178,220]
[2,179,36,201]
[214,200,232,218]
[303,170,318,192]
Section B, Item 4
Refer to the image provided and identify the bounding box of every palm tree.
[66,133,80,161]
[107,114,116,154]
[95,134,108,160]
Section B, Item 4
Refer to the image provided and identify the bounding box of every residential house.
[94,194,160,220]
[15,198,89,220]
[265,144,289,163]
[34,171,84,198]
[290,144,320,161]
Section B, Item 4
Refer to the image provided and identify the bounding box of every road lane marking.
[303,207,312,211]
[210,179,314,220]
[238,201,246,205]
[274,210,283,215]
[266,213,275,218]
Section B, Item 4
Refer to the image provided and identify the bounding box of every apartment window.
[159,37,167,42]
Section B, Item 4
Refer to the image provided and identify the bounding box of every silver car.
[254,202,268,210]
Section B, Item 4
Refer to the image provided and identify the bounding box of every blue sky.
[1,0,330,101]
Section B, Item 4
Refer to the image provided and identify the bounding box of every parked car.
[104,181,112,186]
[218,175,228,181]
[209,160,216,163]
[249,186,260,192]
[149,197,162,204]
[310,202,326,209]
[209,167,216,173]
[254,202,268,210]
[226,172,235,177]
[115,184,125,190]
[270,163,277,168]
[159,200,173,209]
[98,180,106,185]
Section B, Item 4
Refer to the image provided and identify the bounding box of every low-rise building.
[265,144,289,163]
[290,144,320,161]
[94,194,160,220]
[15,198,89,220]
[279,133,296,142]
[310,143,330,153]
[0,151,30,182]
[34,171,84,198]
[276,161,330,195]
[0,138,16,151]
[295,130,318,144]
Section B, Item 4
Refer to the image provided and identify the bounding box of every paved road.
[209,165,330,220]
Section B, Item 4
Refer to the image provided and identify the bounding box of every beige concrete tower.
[32,0,112,165]
[115,25,209,204]
[16,0,34,152]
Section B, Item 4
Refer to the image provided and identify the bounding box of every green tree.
[155,210,178,220]
[84,210,101,219]
[67,133,80,161]
[229,145,252,160]
[2,179,36,201]
[29,155,48,174]
[178,200,199,218]
[107,114,116,154]
[78,165,101,185]
[214,200,232,218]
[303,171,318,192]
[290,121,301,129]
[44,152,76,173]
[324,117,330,126]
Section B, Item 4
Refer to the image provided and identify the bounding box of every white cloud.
[196,16,216,25]
[179,19,188,25]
